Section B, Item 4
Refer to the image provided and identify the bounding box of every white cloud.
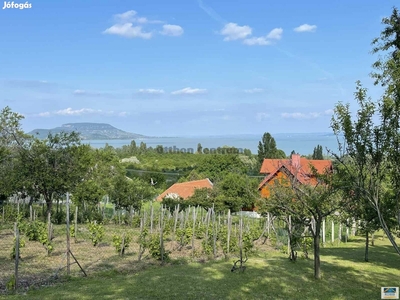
[256,112,270,122]
[294,24,317,33]
[55,108,102,116]
[266,28,283,39]
[35,108,129,117]
[114,10,163,24]
[104,10,180,39]
[281,109,332,119]
[171,87,207,95]
[241,28,283,46]
[138,88,165,94]
[220,23,252,41]
[243,37,271,46]
[103,23,153,39]
[114,10,137,22]
[73,89,86,95]
[160,24,184,36]
[244,88,264,93]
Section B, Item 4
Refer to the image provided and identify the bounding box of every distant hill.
[28,123,149,140]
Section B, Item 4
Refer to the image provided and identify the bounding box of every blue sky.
[0,0,396,136]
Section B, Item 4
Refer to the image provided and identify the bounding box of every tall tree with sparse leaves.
[331,7,400,255]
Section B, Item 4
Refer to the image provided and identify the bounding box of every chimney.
[291,153,301,169]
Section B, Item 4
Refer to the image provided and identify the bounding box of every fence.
[0,200,357,294]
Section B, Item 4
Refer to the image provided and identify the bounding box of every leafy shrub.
[300,237,313,258]
[132,215,141,228]
[10,237,26,259]
[176,227,192,249]
[219,226,238,256]
[19,221,53,255]
[88,221,104,246]
[52,210,66,225]
[113,234,131,255]
[6,275,16,291]
[147,233,169,261]
[202,238,213,255]
[138,227,149,261]
[79,209,103,224]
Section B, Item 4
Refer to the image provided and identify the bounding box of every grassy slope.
[4,236,400,300]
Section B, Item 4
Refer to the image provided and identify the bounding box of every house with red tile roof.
[258,154,333,198]
[156,178,213,201]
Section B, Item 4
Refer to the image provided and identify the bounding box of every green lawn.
[4,236,400,300]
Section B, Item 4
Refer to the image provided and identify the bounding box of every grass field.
[2,232,399,300]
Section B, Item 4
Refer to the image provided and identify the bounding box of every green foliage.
[72,180,105,209]
[300,237,313,259]
[88,222,104,246]
[219,226,238,256]
[6,274,16,291]
[147,233,169,261]
[257,132,286,164]
[176,227,192,248]
[70,225,75,238]
[52,209,66,225]
[243,226,262,254]
[312,145,324,160]
[131,215,141,228]
[110,176,156,211]
[195,223,207,239]
[196,154,247,182]
[10,236,26,259]
[0,205,22,223]
[112,234,131,255]
[136,226,150,261]
[201,237,213,255]
[215,173,259,212]
[20,220,53,255]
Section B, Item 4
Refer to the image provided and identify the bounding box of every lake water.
[83,133,342,156]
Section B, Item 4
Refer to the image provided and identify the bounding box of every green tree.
[197,143,202,154]
[196,154,247,182]
[109,176,154,211]
[331,8,400,255]
[331,82,400,254]
[14,132,87,215]
[215,173,258,212]
[265,169,342,279]
[334,161,382,262]
[257,132,286,164]
[0,107,28,196]
[312,145,323,160]
[72,180,105,208]
[371,7,400,232]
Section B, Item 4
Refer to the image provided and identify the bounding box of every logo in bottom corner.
[381,287,399,299]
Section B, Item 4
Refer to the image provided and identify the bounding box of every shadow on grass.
[321,242,400,270]
[7,247,399,300]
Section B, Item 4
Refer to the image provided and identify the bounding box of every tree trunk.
[313,221,321,279]
[375,199,400,255]
[365,231,369,262]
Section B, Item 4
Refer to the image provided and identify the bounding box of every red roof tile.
[156,178,213,201]
[258,154,332,190]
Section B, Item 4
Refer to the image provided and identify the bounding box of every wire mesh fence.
[0,201,354,294]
